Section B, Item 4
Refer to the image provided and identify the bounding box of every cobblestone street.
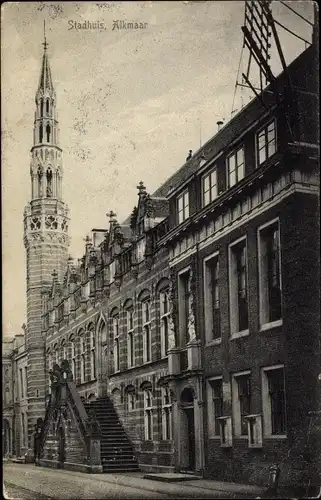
[3,463,261,499]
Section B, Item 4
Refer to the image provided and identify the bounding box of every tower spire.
[38,21,53,94]
[43,20,48,51]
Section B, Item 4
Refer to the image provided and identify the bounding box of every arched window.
[111,309,120,372]
[71,338,76,381]
[79,331,86,383]
[88,324,96,380]
[124,300,134,368]
[125,385,136,413]
[159,290,170,358]
[142,300,151,363]
[46,99,49,114]
[161,386,172,441]
[39,124,43,143]
[144,389,153,441]
[40,99,44,117]
[46,123,51,142]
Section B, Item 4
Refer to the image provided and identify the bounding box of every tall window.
[233,372,251,436]
[178,270,190,346]
[19,368,24,399]
[71,341,76,380]
[227,146,244,188]
[80,336,86,383]
[262,366,286,436]
[127,308,134,368]
[177,189,189,224]
[90,327,96,380]
[126,391,135,412]
[161,387,172,440]
[258,220,282,327]
[202,168,218,206]
[229,238,248,335]
[204,254,221,342]
[211,378,223,436]
[160,291,170,357]
[144,390,153,440]
[113,314,120,372]
[257,120,276,165]
[142,301,152,363]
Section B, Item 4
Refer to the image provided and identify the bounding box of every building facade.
[2,332,28,458]
[3,23,320,491]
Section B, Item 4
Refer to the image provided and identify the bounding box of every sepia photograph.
[2,1,320,499]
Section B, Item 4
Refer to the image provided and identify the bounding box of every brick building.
[3,12,319,491]
[2,331,28,458]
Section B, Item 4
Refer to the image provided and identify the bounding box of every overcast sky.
[2,1,315,337]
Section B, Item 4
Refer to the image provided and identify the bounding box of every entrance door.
[184,407,195,470]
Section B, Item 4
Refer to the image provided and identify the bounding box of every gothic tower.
[23,35,70,445]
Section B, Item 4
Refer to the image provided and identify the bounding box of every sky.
[1,1,315,337]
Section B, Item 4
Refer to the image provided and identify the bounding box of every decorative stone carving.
[187,258,197,342]
[144,194,154,218]
[168,270,177,347]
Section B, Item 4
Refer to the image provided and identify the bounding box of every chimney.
[217,120,223,131]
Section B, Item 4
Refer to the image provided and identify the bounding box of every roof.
[120,44,314,211]
[38,47,54,93]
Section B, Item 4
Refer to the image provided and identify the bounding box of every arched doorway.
[2,419,10,457]
[180,387,195,471]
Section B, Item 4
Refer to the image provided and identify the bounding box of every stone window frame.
[206,376,224,438]
[161,386,172,441]
[143,388,153,441]
[257,217,283,331]
[261,364,287,438]
[228,235,249,339]
[88,323,96,381]
[142,299,152,364]
[159,289,170,358]
[232,370,252,437]
[111,309,120,373]
[203,250,221,345]
[79,329,86,383]
[124,300,135,369]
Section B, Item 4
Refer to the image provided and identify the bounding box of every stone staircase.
[84,396,139,473]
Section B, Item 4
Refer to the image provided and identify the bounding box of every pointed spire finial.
[43,20,48,51]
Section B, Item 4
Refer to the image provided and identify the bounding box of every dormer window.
[177,189,189,224]
[256,120,276,166]
[227,146,244,188]
[202,167,218,207]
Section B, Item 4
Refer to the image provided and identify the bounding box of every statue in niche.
[46,168,53,197]
[37,166,43,198]
[187,269,196,342]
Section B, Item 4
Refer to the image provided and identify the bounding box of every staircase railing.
[39,361,101,466]
[39,393,54,456]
